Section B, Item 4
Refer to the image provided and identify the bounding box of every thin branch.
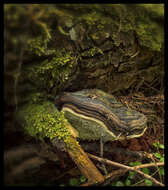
[87,153,164,186]
[133,162,164,170]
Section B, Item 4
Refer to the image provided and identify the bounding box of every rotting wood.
[52,122,104,184]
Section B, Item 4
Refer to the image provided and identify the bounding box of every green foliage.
[159,168,164,176]
[128,170,135,180]
[69,178,80,186]
[111,141,164,186]
[115,181,124,186]
[152,141,164,181]
[125,178,131,186]
[126,162,153,186]
[68,175,87,186]
[153,141,164,149]
[144,179,153,186]
[141,168,149,174]
[129,161,142,167]
[153,141,164,162]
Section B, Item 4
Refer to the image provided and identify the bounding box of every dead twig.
[143,81,160,93]
[87,153,164,186]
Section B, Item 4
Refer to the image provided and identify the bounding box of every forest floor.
[4,87,164,186]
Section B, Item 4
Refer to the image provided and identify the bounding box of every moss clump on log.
[25,48,78,94]
[17,101,78,149]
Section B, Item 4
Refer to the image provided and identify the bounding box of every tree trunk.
[4,4,164,112]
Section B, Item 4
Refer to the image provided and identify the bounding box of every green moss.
[58,25,70,36]
[77,4,163,52]
[17,101,72,144]
[81,11,101,26]
[30,92,45,104]
[81,47,103,57]
[27,36,52,57]
[27,48,78,94]
[124,4,164,51]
